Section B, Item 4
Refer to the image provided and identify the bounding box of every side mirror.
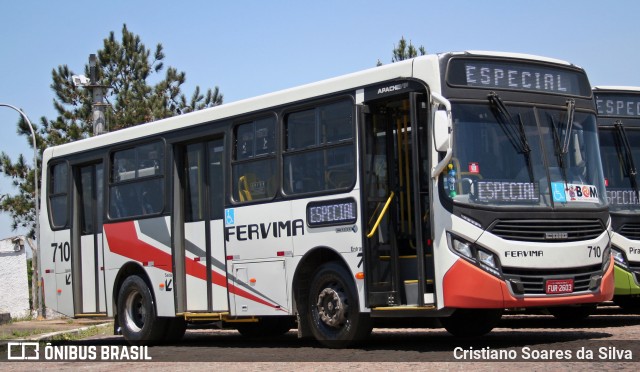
[434,110,451,152]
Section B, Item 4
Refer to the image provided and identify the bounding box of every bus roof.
[44,50,584,160]
[593,86,640,92]
[455,50,575,67]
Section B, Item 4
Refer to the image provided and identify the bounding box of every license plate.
[545,279,574,294]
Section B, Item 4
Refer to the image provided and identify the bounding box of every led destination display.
[447,58,591,97]
[307,198,358,227]
[471,180,540,204]
[594,93,640,117]
[606,189,640,206]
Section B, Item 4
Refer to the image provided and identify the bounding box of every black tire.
[163,317,187,342]
[613,295,640,312]
[307,262,372,348]
[236,316,295,337]
[117,275,167,344]
[440,309,503,337]
[548,304,597,320]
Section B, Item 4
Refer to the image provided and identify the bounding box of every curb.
[30,322,114,341]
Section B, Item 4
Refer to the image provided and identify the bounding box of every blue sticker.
[551,182,567,203]
[225,209,235,225]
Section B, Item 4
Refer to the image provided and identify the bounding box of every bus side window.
[109,141,165,219]
[283,100,355,195]
[48,162,69,228]
[232,117,276,202]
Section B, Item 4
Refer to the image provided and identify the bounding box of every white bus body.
[39,51,614,347]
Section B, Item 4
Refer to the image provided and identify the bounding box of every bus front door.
[175,138,228,313]
[361,92,434,308]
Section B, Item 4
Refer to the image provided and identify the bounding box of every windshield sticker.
[468,162,480,174]
[552,182,600,203]
[471,180,540,204]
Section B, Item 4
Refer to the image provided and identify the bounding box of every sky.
[1,0,639,240]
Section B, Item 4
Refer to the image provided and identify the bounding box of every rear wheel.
[307,262,371,348]
[440,309,503,337]
[117,275,167,344]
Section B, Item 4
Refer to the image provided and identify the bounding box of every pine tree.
[0,24,223,238]
[377,36,427,66]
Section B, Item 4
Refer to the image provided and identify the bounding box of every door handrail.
[367,191,395,238]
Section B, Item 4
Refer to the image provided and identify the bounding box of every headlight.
[451,238,473,259]
[448,233,502,277]
[602,245,611,271]
[478,249,497,268]
[612,246,629,269]
[478,249,501,277]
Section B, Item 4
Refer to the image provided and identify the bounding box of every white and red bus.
[594,86,640,310]
[39,51,614,347]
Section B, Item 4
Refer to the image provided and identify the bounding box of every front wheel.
[117,275,167,344]
[440,309,503,337]
[307,262,371,348]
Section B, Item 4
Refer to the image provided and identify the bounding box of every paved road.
[3,304,639,370]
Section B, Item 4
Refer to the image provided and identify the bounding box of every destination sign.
[606,188,640,207]
[447,59,591,97]
[471,180,540,204]
[307,198,357,227]
[594,93,640,117]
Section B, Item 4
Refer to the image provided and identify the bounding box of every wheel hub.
[124,291,145,332]
[317,286,347,328]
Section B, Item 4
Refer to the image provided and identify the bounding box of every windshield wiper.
[614,120,639,198]
[562,99,576,154]
[488,92,534,182]
[548,99,576,191]
[549,115,570,189]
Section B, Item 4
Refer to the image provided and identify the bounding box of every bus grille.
[490,219,604,242]
[502,264,602,295]
[619,223,640,240]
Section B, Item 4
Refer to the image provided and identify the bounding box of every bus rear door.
[174,137,228,313]
[71,161,107,315]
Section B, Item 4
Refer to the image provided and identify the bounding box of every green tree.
[377,36,427,66]
[0,24,223,238]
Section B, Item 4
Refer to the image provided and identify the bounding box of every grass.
[0,328,54,340]
[0,322,113,341]
[49,324,112,341]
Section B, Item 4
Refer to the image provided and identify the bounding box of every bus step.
[404,279,435,306]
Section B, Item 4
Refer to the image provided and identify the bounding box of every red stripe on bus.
[104,221,282,310]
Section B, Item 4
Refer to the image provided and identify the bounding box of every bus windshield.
[445,102,607,209]
[599,125,640,213]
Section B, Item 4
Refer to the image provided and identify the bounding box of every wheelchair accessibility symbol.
[551,182,567,203]
[225,209,235,225]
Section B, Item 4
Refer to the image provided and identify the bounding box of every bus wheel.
[236,316,295,337]
[440,309,502,337]
[548,304,597,320]
[613,295,640,312]
[117,275,166,344]
[307,262,371,348]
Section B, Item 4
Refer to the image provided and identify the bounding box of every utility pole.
[87,54,109,135]
[0,103,41,319]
